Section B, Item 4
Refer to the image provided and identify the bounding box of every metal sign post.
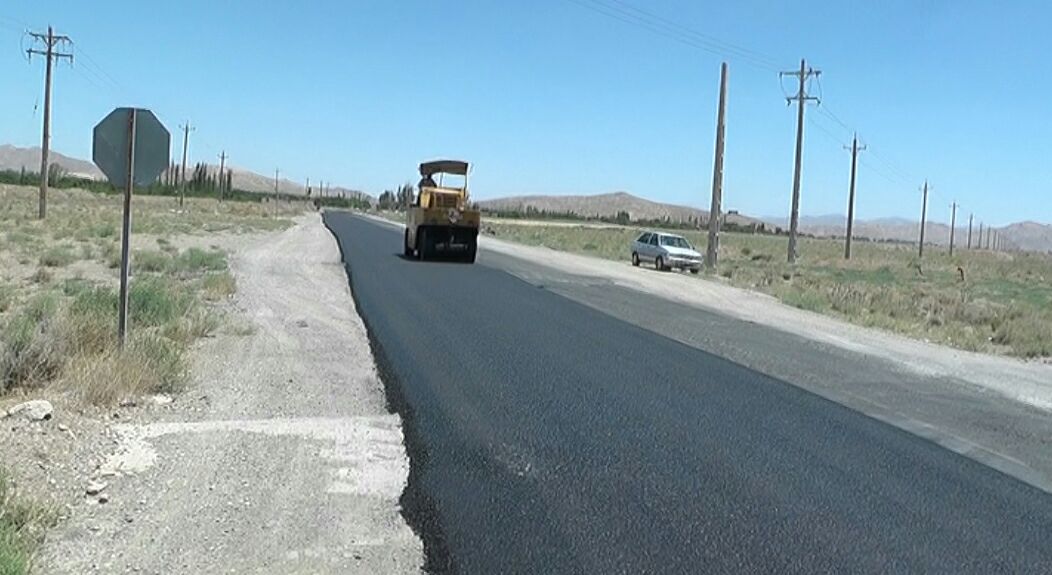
[117,109,137,348]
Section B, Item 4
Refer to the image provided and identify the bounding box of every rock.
[86,481,108,496]
[6,400,53,421]
[118,398,138,408]
[97,493,109,504]
[150,394,173,406]
[57,423,69,432]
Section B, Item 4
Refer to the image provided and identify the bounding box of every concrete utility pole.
[780,58,821,263]
[977,222,984,250]
[949,202,959,256]
[843,133,866,260]
[918,181,929,259]
[178,121,193,207]
[967,213,973,249]
[27,26,73,220]
[274,168,280,204]
[706,62,729,270]
[217,151,227,201]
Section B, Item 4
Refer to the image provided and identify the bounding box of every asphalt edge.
[321,210,456,575]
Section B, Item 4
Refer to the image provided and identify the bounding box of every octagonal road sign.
[92,108,170,187]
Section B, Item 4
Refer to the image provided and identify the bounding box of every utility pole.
[178,121,193,207]
[918,181,929,259]
[706,62,729,270]
[306,177,311,198]
[977,222,984,250]
[967,213,973,249]
[274,168,280,205]
[949,202,959,256]
[843,133,866,259]
[780,59,821,263]
[27,26,73,220]
[217,151,227,201]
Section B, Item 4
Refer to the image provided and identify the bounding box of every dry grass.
[0,470,54,575]
[485,221,1052,358]
[0,184,302,404]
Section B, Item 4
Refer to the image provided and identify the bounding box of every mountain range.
[0,144,370,201]
[479,192,1052,254]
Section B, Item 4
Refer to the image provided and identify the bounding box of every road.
[324,212,1052,574]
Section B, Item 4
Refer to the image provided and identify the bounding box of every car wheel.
[404,230,414,258]
[690,268,700,274]
[632,252,640,267]
[655,256,665,271]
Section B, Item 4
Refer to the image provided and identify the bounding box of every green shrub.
[0,471,54,575]
[38,246,75,268]
[134,250,170,272]
[0,294,65,391]
[171,248,226,274]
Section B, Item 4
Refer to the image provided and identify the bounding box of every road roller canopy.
[419,160,469,177]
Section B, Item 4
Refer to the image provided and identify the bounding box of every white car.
[631,231,702,273]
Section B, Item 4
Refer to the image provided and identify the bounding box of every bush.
[38,246,75,268]
[0,470,54,575]
[171,248,226,274]
[0,294,65,392]
[201,272,236,301]
[134,250,170,272]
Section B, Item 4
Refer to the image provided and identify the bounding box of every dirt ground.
[5,214,420,574]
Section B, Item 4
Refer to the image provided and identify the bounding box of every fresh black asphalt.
[324,212,1052,574]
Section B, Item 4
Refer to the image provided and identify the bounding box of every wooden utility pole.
[780,59,821,263]
[706,62,729,270]
[949,202,959,256]
[967,213,973,249]
[274,168,280,205]
[918,181,929,258]
[178,121,193,207]
[843,133,866,259]
[217,151,228,201]
[977,222,984,250]
[27,26,73,220]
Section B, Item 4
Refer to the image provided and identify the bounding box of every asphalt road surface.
[324,212,1052,574]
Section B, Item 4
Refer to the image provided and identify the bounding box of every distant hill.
[0,144,371,202]
[763,213,1052,253]
[1000,221,1052,254]
[0,144,103,179]
[479,192,768,229]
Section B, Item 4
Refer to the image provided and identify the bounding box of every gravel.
[30,213,422,574]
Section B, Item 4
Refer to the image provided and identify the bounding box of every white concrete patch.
[104,415,409,498]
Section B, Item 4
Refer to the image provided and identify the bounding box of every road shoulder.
[35,213,423,573]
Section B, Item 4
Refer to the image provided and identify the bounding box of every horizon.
[2,1,1050,228]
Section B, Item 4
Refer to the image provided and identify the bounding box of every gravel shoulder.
[33,213,422,574]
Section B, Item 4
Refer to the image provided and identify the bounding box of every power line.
[563,0,781,71]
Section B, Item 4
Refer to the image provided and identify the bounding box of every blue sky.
[1,1,1049,225]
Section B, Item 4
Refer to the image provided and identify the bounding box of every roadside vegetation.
[484,221,1052,359]
[0,183,301,404]
[0,470,53,575]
